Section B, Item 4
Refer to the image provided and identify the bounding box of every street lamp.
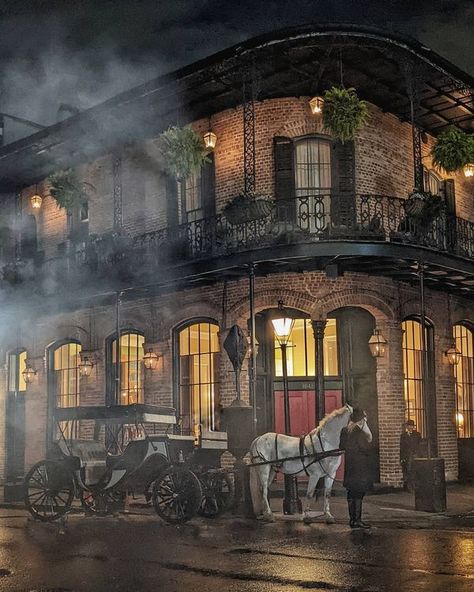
[271,301,301,515]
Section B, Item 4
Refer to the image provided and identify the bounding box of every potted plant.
[431,127,474,173]
[322,86,369,143]
[47,169,89,211]
[223,193,273,225]
[159,126,210,180]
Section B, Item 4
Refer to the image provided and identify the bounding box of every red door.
[274,389,344,480]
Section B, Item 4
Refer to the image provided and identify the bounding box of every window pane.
[112,332,144,405]
[454,324,474,438]
[402,320,426,437]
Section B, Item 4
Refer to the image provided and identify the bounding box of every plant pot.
[224,198,273,225]
[404,193,428,218]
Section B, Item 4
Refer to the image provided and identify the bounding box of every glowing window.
[402,320,426,437]
[178,322,220,438]
[294,138,332,196]
[274,318,338,377]
[52,342,82,439]
[111,332,145,405]
[453,324,474,438]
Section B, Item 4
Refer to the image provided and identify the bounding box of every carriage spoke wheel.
[198,470,234,518]
[81,489,124,516]
[24,460,74,522]
[152,467,202,524]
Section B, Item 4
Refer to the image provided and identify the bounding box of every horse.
[249,404,353,523]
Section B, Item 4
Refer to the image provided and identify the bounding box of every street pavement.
[0,484,472,591]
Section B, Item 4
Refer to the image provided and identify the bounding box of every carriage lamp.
[78,355,94,377]
[271,301,295,347]
[445,342,461,365]
[309,96,324,115]
[368,329,387,358]
[143,348,159,370]
[463,163,474,178]
[203,130,217,150]
[30,193,42,209]
[22,364,37,384]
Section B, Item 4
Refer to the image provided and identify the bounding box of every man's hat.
[405,419,416,427]
[350,408,366,422]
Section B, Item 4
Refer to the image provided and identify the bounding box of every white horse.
[249,404,352,523]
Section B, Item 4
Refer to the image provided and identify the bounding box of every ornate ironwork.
[242,59,257,196]
[14,191,21,260]
[113,155,123,230]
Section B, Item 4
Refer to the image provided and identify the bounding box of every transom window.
[110,332,145,405]
[177,321,220,438]
[453,324,474,438]
[294,138,332,197]
[402,319,427,436]
[274,318,338,377]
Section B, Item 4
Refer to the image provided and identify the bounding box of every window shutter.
[274,136,295,223]
[331,140,356,227]
[165,174,179,227]
[200,153,216,218]
[444,179,456,251]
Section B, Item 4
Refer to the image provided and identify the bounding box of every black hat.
[406,419,416,427]
[350,408,366,422]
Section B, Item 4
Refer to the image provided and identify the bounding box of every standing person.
[339,408,373,529]
[399,419,422,491]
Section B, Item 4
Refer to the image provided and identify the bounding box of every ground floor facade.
[1,270,473,487]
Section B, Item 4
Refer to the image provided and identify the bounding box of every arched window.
[294,137,332,197]
[175,320,220,437]
[49,341,82,438]
[423,168,443,196]
[453,324,474,438]
[402,318,434,437]
[107,331,145,405]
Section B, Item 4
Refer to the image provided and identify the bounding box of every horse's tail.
[249,437,263,516]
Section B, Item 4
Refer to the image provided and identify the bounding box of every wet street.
[0,508,471,591]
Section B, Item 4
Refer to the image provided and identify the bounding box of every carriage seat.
[106,439,149,472]
[58,439,108,485]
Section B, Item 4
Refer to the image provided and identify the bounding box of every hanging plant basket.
[431,127,474,173]
[47,169,88,211]
[223,193,273,225]
[404,191,442,223]
[159,126,210,181]
[322,86,369,143]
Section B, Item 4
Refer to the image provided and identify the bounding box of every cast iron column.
[242,61,256,196]
[248,263,258,435]
[312,319,327,421]
[113,155,123,231]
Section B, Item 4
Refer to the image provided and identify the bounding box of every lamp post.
[271,301,302,515]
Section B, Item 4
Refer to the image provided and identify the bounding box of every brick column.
[24,355,48,470]
[376,320,405,486]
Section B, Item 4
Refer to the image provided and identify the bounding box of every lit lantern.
[203,130,217,150]
[78,356,94,377]
[456,412,464,426]
[22,365,37,384]
[143,348,159,370]
[309,96,324,115]
[31,194,42,209]
[368,329,387,358]
[445,343,461,365]
[464,163,474,178]
[271,301,295,347]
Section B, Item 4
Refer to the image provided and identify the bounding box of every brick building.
[0,25,473,495]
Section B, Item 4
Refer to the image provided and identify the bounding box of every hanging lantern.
[368,329,387,358]
[463,163,474,178]
[143,348,159,370]
[203,130,217,150]
[445,343,461,365]
[22,365,37,384]
[78,356,94,377]
[31,194,42,209]
[309,96,324,115]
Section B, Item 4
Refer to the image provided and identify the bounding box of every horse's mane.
[313,405,349,434]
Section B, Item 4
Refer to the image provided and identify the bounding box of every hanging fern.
[47,169,87,210]
[431,128,474,173]
[322,86,369,143]
[159,126,210,180]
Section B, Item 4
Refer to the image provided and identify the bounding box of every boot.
[348,497,356,528]
[353,497,371,529]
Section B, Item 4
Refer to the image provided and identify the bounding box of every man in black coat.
[339,408,373,529]
[400,419,422,491]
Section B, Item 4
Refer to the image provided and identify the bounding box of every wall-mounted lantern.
[31,194,43,209]
[203,130,217,151]
[463,163,474,178]
[143,348,159,370]
[22,364,38,384]
[368,329,387,358]
[445,342,461,365]
[309,96,324,115]
[78,354,94,377]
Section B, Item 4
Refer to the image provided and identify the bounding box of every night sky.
[0,0,472,135]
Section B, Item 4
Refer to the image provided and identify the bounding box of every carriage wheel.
[24,460,74,522]
[198,470,234,518]
[81,489,124,516]
[152,467,202,524]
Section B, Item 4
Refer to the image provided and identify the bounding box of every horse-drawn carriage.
[24,404,233,524]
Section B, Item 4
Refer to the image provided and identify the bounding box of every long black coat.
[339,424,373,493]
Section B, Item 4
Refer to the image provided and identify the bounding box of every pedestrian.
[399,419,422,492]
[339,408,373,529]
